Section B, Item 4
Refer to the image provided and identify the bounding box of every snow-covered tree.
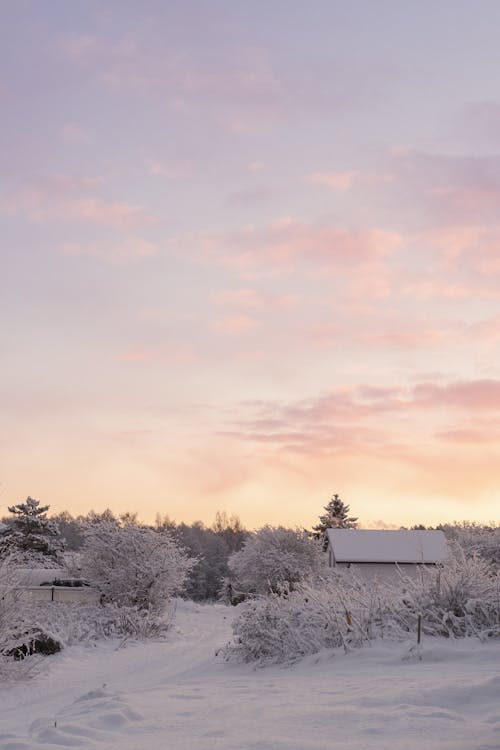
[79,519,196,611]
[439,522,500,569]
[227,526,323,595]
[212,511,247,553]
[2,497,64,566]
[312,494,358,545]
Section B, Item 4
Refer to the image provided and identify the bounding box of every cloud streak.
[173,219,402,274]
[2,175,156,229]
[223,378,500,454]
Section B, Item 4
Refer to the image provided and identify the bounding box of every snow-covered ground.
[1,600,499,750]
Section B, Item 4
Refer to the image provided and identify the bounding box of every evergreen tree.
[2,497,64,566]
[312,494,358,545]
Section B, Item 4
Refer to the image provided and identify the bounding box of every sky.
[2,1,500,529]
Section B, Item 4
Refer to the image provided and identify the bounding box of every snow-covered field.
[1,601,499,750]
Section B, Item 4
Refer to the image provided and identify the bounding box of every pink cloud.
[2,176,156,230]
[214,315,258,334]
[173,219,402,273]
[397,225,500,301]
[118,348,161,363]
[436,427,500,444]
[211,288,298,310]
[470,315,500,341]
[221,378,500,457]
[307,170,361,191]
[248,161,266,174]
[61,32,281,118]
[59,30,394,134]
[389,150,500,226]
[412,379,500,410]
[307,170,394,191]
[70,198,155,229]
[401,277,471,300]
[305,316,453,352]
[117,344,195,364]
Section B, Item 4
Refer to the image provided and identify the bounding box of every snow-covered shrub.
[440,523,500,569]
[0,556,22,637]
[0,556,44,679]
[385,548,500,639]
[24,601,175,645]
[224,547,500,663]
[224,574,380,664]
[79,520,196,611]
[1,600,175,670]
[227,526,323,596]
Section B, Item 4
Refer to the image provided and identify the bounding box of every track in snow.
[1,600,499,750]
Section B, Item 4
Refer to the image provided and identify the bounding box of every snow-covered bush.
[385,548,500,639]
[440,523,500,568]
[0,556,22,637]
[0,556,43,679]
[224,547,500,663]
[227,526,323,596]
[79,520,195,611]
[224,573,379,664]
[0,599,175,678]
[16,601,175,648]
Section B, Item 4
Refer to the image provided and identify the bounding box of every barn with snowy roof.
[325,528,449,579]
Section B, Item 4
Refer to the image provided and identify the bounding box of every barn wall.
[335,562,429,581]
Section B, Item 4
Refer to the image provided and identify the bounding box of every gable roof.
[326,529,448,564]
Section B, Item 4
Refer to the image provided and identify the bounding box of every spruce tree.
[312,494,358,545]
[3,497,64,566]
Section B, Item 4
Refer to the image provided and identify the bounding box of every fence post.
[417,612,422,644]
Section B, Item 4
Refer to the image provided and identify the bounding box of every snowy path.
[1,601,499,750]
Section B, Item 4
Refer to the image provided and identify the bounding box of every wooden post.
[417,613,422,644]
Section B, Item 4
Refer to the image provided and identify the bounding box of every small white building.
[325,528,449,580]
[15,568,99,603]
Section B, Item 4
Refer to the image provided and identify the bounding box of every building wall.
[334,562,432,582]
[22,586,100,603]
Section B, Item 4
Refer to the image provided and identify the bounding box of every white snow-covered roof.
[326,529,448,564]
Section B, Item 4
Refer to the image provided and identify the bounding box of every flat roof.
[326,529,449,563]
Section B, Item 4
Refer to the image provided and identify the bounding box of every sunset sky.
[2,1,500,528]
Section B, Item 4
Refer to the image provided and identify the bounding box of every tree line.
[1,494,497,608]
[0,500,249,601]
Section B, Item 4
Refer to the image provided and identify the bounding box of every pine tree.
[312,494,358,543]
[2,497,64,566]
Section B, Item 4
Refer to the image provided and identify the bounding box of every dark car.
[40,578,90,587]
